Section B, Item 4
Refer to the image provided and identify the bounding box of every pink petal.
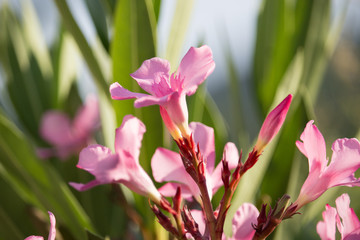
[223,142,240,169]
[25,237,44,240]
[191,209,206,235]
[69,180,103,191]
[159,106,182,139]
[344,228,360,240]
[190,122,216,173]
[210,142,239,194]
[73,94,99,137]
[177,45,215,95]
[295,128,360,210]
[110,82,148,100]
[40,111,73,146]
[47,211,56,240]
[130,57,171,95]
[114,115,146,161]
[151,148,195,188]
[24,211,56,240]
[335,194,360,238]
[163,92,189,128]
[118,150,161,200]
[326,138,360,188]
[296,120,327,172]
[158,182,194,200]
[77,144,124,182]
[231,203,259,240]
[317,204,337,240]
[133,93,169,108]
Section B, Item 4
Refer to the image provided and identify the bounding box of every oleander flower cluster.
[35,46,360,240]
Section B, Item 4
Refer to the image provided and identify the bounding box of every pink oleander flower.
[151,122,239,202]
[228,203,259,240]
[25,211,56,240]
[69,115,162,204]
[38,95,99,160]
[110,45,215,140]
[317,193,360,240]
[191,203,258,240]
[254,94,292,153]
[294,121,360,210]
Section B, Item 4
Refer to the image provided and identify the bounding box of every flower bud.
[255,94,292,152]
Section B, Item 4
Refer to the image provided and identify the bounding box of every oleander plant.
[1,0,360,240]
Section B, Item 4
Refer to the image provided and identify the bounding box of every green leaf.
[0,111,95,239]
[86,230,110,240]
[54,0,116,148]
[111,0,162,162]
[54,0,109,94]
[152,0,161,22]
[85,0,110,51]
[164,0,194,68]
[56,32,81,105]
[253,0,314,114]
[110,0,163,232]
[0,7,54,138]
[0,206,25,239]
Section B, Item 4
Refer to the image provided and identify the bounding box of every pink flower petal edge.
[25,211,56,240]
[335,194,360,239]
[229,203,259,240]
[70,115,162,203]
[316,205,337,240]
[294,121,360,210]
[317,194,360,240]
[189,203,259,240]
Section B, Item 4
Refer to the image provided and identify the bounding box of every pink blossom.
[317,194,360,240]
[69,115,162,203]
[25,211,56,240]
[151,122,239,201]
[294,121,360,210]
[317,205,337,240]
[38,95,99,160]
[189,203,258,240]
[255,94,292,152]
[110,46,215,140]
[229,203,259,240]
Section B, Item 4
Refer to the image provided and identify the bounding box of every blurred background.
[0,0,360,239]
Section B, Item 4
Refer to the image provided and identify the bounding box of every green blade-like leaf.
[164,0,194,68]
[0,205,25,239]
[111,0,162,162]
[0,7,54,138]
[110,0,163,234]
[54,0,116,148]
[224,50,305,235]
[0,111,95,239]
[253,0,314,114]
[85,0,110,51]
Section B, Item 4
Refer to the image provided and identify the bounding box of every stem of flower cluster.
[181,137,217,239]
[190,147,217,239]
[215,170,242,238]
[198,174,217,239]
[174,213,185,239]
